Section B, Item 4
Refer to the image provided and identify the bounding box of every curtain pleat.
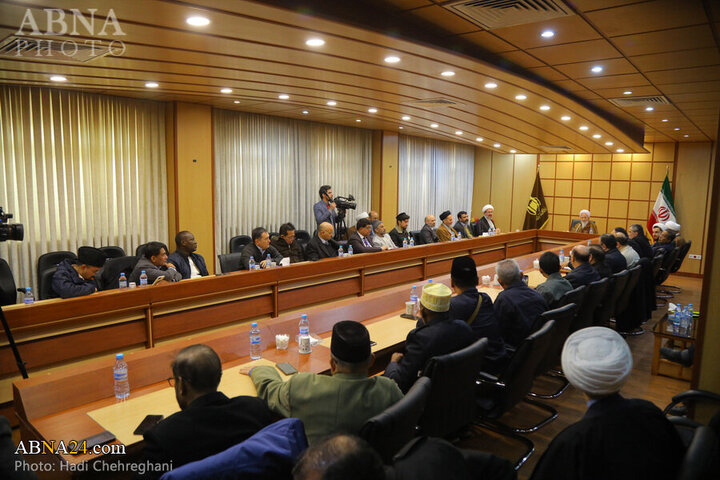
[0,85,168,297]
[398,135,475,231]
[213,110,372,260]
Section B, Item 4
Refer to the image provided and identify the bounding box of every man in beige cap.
[384,282,473,393]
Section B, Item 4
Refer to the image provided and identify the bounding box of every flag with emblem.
[523,170,549,230]
[647,174,676,233]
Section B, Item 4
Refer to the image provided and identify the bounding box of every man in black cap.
[389,212,411,248]
[245,320,402,445]
[436,211,458,242]
[49,246,106,299]
[449,256,508,374]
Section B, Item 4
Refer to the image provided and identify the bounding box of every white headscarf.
[653,222,666,231]
[579,209,591,218]
[357,212,369,220]
[561,327,633,396]
[664,221,681,232]
[482,204,493,215]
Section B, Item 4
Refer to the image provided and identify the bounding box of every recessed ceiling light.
[186,16,210,26]
[493,143,501,148]
[49,75,67,82]
[579,125,589,131]
[145,82,159,88]
[539,105,551,111]
[401,115,411,121]
[683,134,689,137]
[662,119,668,122]
[368,107,378,113]
[645,106,654,111]
[541,30,555,38]
[455,130,463,135]
[233,100,241,104]
[301,110,309,115]
[476,137,483,142]
[356,119,362,122]
[326,100,337,106]
[510,149,517,153]
[616,149,625,153]
[430,123,439,128]
[278,94,290,99]
[399,126,404,129]
[384,55,401,64]
[305,38,325,47]
[605,141,614,146]
[623,90,633,95]
[591,66,603,73]
[592,134,602,139]
[484,82,498,89]
[440,70,455,77]
[561,115,571,121]
[220,88,233,94]
[515,94,527,100]
[674,127,680,131]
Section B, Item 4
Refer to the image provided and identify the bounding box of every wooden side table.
[651,312,696,380]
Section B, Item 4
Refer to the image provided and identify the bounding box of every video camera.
[0,207,24,242]
[334,195,356,211]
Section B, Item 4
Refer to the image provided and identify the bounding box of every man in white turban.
[652,222,666,243]
[477,204,499,235]
[571,209,597,234]
[663,220,687,248]
[530,327,684,480]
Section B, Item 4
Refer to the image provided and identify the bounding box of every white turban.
[561,327,632,396]
[579,209,591,217]
[653,222,666,231]
[482,204,493,214]
[665,221,681,232]
[357,212,369,220]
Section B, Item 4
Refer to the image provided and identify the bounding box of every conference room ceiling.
[0,0,716,153]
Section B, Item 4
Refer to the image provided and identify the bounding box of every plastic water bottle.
[23,287,34,305]
[299,314,310,337]
[403,238,408,248]
[139,270,148,286]
[410,285,418,300]
[113,353,130,401]
[249,322,262,359]
[348,245,353,256]
[428,279,433,283]
[338,246,344,257]
[119,272,128,289]
[248,256,256,270]
[266,254,272,268]
[679,310,690,336]
[409,236,415,247]
[587,239,592,246]
[559,249,565,264]
[672,304,683,335]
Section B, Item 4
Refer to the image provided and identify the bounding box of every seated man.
[614,231,639,268]
[664,221,687,248]
[420,215,439,244]
[652,230,676,257]
[384,283,473,393]
[368,210,380,222]
[652,222,665,243]
[600,234,627,274]
[270,223,305,263]
[305,222,340,261]
[240,227,283,269]
[168,231,209,279]
[436,211,459,242]
[50,246,106,298]
[348,218,387,253]
[493,259,547,348]
[588,245,612,278]
[535,251,573,307]
[247,321,402,445]
[477,204,499,234]
[570,209,597,234]
[530,328,684,480]
[449,257,507,374]
[628,224,654,259]
[563,245,600,289]
[389,212,411,247]
[140,345,272,479]
[129,241,182,284]
[453,211,475,239]
[371,220,396,250]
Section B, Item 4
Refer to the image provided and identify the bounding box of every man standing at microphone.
[314,185,337,228]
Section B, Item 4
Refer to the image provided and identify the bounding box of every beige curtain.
[0,85,168,297]
[213,110,372,258]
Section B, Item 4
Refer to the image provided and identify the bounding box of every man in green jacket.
[245,320,403,445]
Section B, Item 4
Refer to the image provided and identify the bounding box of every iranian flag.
[647,174,676,233]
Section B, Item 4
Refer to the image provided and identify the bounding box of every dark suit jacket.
[389,227,411,248]
[0,416,36,480]
[305,236,340,261]
[493,281,547,348]
[384,317,473,393]
[453,221,474,239]
[476,216,496,235]
[592,261,613,279]
[139,392,273,479]
[530,394,684,480]
[348,232,382,254]
[632,235,654,259]
[240,243,283,269]
[168,250,209,279]
[604,248,627,273]
[563,262,600,289]
[652,241,675,258]
[270,237,305,263]
[420,224,438,244]
[49,259,97,299]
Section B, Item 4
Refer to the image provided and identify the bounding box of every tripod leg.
[0,306,28,378]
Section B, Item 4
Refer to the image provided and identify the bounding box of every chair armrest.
[663,389,720,414]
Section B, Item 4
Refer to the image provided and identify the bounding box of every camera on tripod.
[334,195,357,212]
[0,207,24,242]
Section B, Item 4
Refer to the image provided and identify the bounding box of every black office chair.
[36,251,77,299]
[98,256,140,290]
[38,267,57,300]
[529,303,578,399]
[677,426,720,480]
[613,265,642,333]
[571,278,608,332]
[0,259,17,306]
[418,338,488,439]
[663,240,693,294]
[218,253,244,273]
[656,246,680,299]
[99,246,126,259]
[229,235,252,254]
[569,219,581,231]
[594,270,628,327]
[136,242,168,259]
[410,230,424,245]
[360,376,431,463]
[556,284,586,311]
[475,320,557,470]
[651,253,667,307]
[295,230,311,248]
[664,390,720,441]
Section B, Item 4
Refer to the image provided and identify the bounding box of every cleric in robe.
[570,209,597,234]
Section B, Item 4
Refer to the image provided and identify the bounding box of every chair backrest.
[496,320,556,411]
[0,259,17,306]
[651,252,664,278]
[360,376,431,463]
[295,230,311,247]
[38,266,58,300]
[557,284,587,311]
[99,256,140,290]
[535,304,578,376]
[135,243,148,258]
[594,270,628,326]
[657,247,680,285]
[37,251,77,300]
[671,240,692,273]
[569,219,581,230]
[419,338,488,437]
[229,235,252,254]
[613,265,642,317]
[411,230,423,245]
[99,246,126,258]
[677,426,720,480]
[218,253,244,274]
[572,278,608,332]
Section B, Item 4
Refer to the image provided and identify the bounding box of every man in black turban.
[50,246,106,299]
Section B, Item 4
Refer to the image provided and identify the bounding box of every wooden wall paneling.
[490,152,514,232]
[381,131,399,220]
[472,147,492,218]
